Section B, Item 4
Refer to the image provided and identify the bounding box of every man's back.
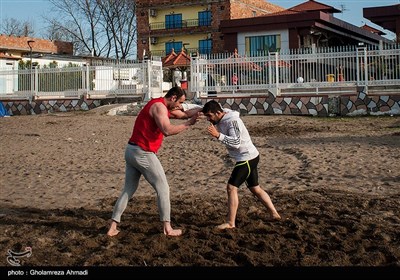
[130,97,166,153]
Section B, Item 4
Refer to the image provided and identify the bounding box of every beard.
[211,118,221,125]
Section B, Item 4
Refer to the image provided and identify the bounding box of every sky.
[0,0,398,40]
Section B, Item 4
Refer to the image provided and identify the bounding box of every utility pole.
[27,40,35,71]
[27,40,35,94]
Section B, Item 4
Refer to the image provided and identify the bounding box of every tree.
[46,0,137,59]
[96,0,137,59]
[1,18,35,37]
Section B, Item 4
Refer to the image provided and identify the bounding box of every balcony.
[150,18,211,31]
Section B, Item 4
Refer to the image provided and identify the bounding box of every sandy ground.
[0,107,399,274]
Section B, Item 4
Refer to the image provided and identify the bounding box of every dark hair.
[202,100,223,114]
[164,86,186,100]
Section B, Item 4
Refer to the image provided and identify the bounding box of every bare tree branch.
[1,18,35,37]
[44,0,136,59]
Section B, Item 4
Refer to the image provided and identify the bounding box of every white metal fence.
[190,45,400,96]
[1,45,399,101]
[0,58,163,100]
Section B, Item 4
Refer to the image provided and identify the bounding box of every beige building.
[0,34,73,69]
[0,34,73,59]
[136,0,284,59]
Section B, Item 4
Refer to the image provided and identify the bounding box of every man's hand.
[207,124,220,138]
[186,112,200,126]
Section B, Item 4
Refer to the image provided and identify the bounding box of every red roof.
[289,0,341,13]
[361,24,386,35]
[162,48,191,69]
[256,0,341,17]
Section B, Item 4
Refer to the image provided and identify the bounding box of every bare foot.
[271,212,281,221]
[107,228,120,237]
[163,228,182,237]
[107,220,120,237]
[216,223,235,230]
[163,221,182,237]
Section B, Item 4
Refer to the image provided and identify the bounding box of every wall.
[230,0,284,19]
[2,92,399,117]
[200,92,400,117]
[1,98,101,115]
[340,92,400,116]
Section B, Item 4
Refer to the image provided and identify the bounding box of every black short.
[228,155,260,188]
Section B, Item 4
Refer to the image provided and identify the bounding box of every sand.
[0,107,399,273]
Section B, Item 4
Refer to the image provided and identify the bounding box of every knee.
[249,185,262,195]
[226,184,237,193]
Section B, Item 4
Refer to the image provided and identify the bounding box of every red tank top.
[129,97,170,153]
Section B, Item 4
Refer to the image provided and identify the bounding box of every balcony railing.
[150,18,210,30]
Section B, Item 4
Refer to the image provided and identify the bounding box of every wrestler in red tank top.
[129,97,170,153]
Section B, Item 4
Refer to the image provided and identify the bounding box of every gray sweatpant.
[111,144,171,223]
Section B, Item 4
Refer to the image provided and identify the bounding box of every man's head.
[164,86,187,110]
[202,100,224,125]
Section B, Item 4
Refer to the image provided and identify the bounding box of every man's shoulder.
[148,97,164,105]
[148,99,168,117]
[224,109,241,120]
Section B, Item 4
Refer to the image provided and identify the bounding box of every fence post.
[34,67,38,99]
[85,64,90,98]
[275,52,279,93]
[195,56,200,99]
[356,46,368,94]
[363,47,368,94]
[143,58,151,101]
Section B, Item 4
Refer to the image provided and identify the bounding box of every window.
[198,11,211,26]
[245,35,281,56]
[199,39,212,54]
[166,41,183,55]
[165,14,182,29]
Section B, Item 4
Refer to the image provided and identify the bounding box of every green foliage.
[18,60,29,70]
[49,61,58,68]
[17,61,91,92]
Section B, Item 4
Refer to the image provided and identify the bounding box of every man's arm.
[207,121,241,149]
[151,102,196,136]
[169,108,189,119]
[170,104,203,119]
[218,120,241,149]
